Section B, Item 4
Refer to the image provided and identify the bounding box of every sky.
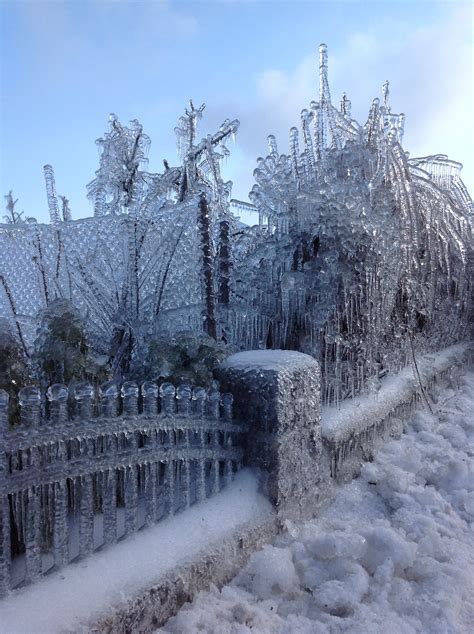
[1,0,473,224]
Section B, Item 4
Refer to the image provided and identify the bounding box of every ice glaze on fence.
[0,382,243,596]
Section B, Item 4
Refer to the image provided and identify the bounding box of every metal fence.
[0,381,245,597]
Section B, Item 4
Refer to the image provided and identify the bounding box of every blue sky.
[1,0,472,224]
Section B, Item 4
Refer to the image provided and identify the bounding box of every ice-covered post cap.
[46,384,69,425]
[176,384,192,417]
[207,388,220,420]
[192,386,207,417]
[121,381,139,416]
[142,381,158,416]
[74,382,95,420]
[160,382,176,417]
[18,386,41,427]
[218,350,323,520]
[99,381,120,418]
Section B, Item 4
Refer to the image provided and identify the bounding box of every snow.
[322,341,472,443]
[221,349,319,372]
[0,470,273,633]
[161,369,474,633]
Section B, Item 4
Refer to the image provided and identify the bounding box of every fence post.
[0,390,10,597]
[47,384,69,425]
[18,386,41,426]
[218,350,325,520]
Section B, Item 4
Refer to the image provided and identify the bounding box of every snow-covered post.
[0,390,11,597]
[218,350,325,519]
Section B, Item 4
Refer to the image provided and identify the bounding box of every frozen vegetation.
[1,45,471,408]
[161,370,474,633]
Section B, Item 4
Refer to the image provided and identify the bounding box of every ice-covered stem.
[0,274,29,358]
[218,216,231,305]
[46,384,68,424]
[218,350,324,520]
[19,386,41,426]
[121,381,139,416]
[142,381,158,416]
[43,164,61,226]
[198,193,217,339]
[59,195,72,222]
[340,93,351,117]
[99,381,119,418]
[74,382,95,419]
[0,390,10,598]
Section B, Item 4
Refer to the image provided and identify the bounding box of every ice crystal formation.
[0,45,472,405]
[231,44,472,404]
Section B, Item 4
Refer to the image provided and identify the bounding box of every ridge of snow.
[321,342,472,443]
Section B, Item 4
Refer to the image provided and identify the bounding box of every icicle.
[103,469,117,546]
[124,465,138,537]
[79,475,94,558]
[25,486,42,582]
[53,480,68,568]
[166,460,175,516]
[144,463,158,527]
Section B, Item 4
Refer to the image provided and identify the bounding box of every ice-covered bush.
[135,331,232,387]
[32,299,109,387]
[0,319,32,424]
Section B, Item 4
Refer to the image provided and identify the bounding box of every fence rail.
[0,381,244,597]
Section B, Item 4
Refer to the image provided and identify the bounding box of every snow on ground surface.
[0,470,272,633]
[161,370,474,634]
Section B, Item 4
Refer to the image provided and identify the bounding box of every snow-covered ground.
[161,370,474,633]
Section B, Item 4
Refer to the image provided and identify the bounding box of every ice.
[161,370,474,634]
[0,470,272,633]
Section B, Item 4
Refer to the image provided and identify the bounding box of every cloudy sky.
[1,0,472,224]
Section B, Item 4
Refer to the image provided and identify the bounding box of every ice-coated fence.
[0,381,244,597]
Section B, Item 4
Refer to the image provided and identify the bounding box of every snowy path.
[161,370,474,634]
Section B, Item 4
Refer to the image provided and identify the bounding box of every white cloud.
[217,3,473,200]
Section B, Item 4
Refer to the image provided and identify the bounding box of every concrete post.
[218,350,325,520]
